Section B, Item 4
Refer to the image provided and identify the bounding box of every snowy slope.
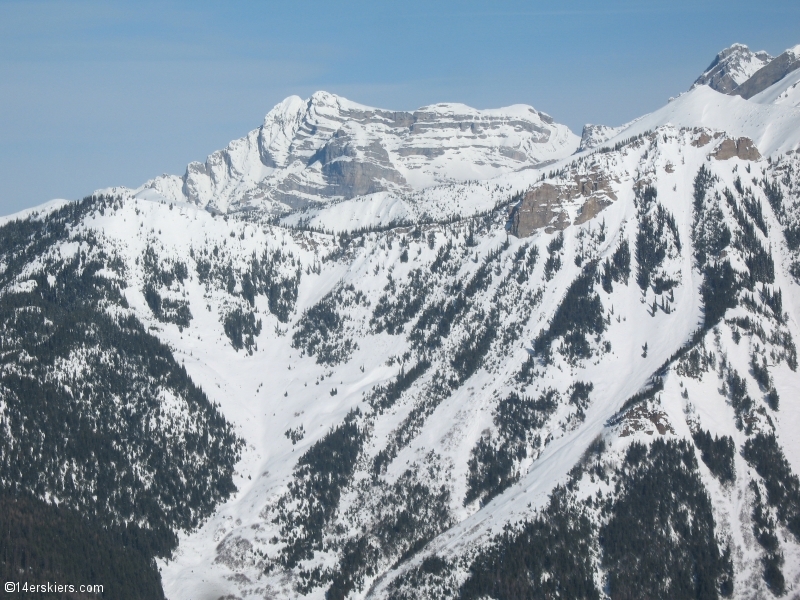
[150,84,800,597]
[44,119,795,600]
[0,198,71,226]
[751,65,800,108]
[603,84,800,156]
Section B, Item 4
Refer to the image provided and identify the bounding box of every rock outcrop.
[713,136,762,161]
[511,168,616,237]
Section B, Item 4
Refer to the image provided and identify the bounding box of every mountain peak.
[265,94,304,117]
[306,90,366,110]
[692,43,772,93]
[261,92,368,130]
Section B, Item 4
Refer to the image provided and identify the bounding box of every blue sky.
[1,0,798,214]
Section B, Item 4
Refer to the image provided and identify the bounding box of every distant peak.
[725,42,749,52]
[709,43,770,67]
[263,95,305,123]
[262,92,360,126]
[307,90,371,112]
[692,43,773,94]
[308,90,341,105]
[578,123,621,152]
[279,94,304,108]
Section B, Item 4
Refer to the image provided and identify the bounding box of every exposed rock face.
[511,184,570,236]
[511,169,617,237]
[731,46,800,99]
[691,130,714,147]
[713,136,762,161]
[143,92,579,214]
[574,194,613,225]
[692,43,772,94]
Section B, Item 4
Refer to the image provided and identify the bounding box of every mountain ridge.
[138,91,578,216]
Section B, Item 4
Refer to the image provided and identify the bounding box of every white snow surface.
[55,121,796,599]
[751,66,800,108]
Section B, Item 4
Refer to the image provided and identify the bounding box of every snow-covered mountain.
[135,91,578,215]
[692,43,773,94]
[692,42,800,102]
[4,43,800,600]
